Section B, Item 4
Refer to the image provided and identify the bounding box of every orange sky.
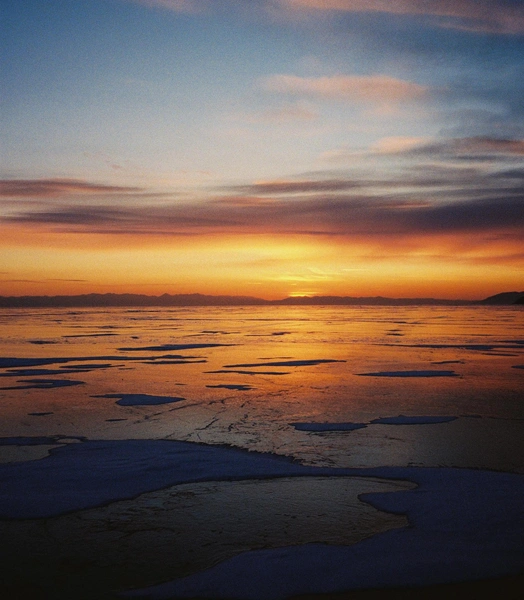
[1,214,521,299]
[2,1,523,300]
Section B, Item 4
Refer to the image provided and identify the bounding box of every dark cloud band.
[0,179,142,198]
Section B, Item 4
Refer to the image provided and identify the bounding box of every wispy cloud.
[227,179,363,195]
[398,137,524,159]
[7,207,135,226]
[324,136,524,165]
[370,137,430,154]
[47,278,89,282]
[2,278,89,284]
[0,179,142,198]
[489,168,524,180]
[277,0,524,34]
[2,161,522,273]
[262,102,319,122]
[129,0,210,14]
[128,1,524,34]
[3,184,523,244]
[261,74,427,104]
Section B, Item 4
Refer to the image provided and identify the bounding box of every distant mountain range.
[0,291,523,308]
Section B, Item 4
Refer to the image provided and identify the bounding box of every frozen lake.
[0,305,523,598]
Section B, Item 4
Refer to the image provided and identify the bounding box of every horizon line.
[1,290,523,307]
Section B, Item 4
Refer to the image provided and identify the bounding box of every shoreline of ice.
[0,436,523,599]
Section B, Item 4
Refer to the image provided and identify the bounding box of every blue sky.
[1,0,523,298]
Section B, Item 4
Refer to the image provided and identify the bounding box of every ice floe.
[94,394,186,406]
[123,464,524,599]
[291,422,367,432]
[206,384,254,391]
[356,370,459,377]
[290,415,457,433]
[371,415,458,425]
[0,378,85,390]
[118,343,233,351]
[0,439,354,519]
[223,359,345,368]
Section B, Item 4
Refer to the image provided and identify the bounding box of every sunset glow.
[2,0,523,300]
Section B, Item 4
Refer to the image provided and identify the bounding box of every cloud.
[7,207,136,227]
[394,137,524,159]
[489,168,524,180]
[321,137,524,178]
[277,0,524,34]
[261,74,427,104]
[129,0,210,14]
[47,279,89,282]
[4,190,523,242]
[227,179,363,195]
[406,196,524,234]
[262,102,319,122]
[0,179,142,198]
[2,167,522,260]
[370,137,430,154]
[128,1,524,34]
[436,108,524,141]
[2,278,89,284]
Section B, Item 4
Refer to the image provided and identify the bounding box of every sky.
[1,0,523,300]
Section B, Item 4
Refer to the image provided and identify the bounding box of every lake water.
[1,305,523,598]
